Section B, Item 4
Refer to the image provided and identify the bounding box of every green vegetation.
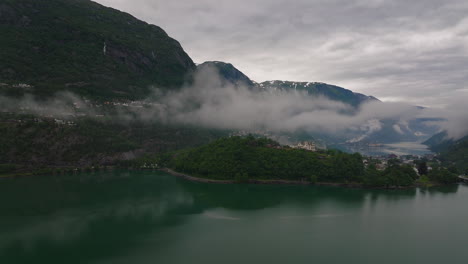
[168,136,353,182]
[334,159,417,188]
[427,167,459,184]
[0,113,227,173]
[0,0,194,99]
[425,132,468,174]
[0,1,459,189]
[164,136,435,188]
[437,138,468,174]
[0,164,17,174]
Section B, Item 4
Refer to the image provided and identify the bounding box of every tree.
[428,167,458,184]
[363,164,386,187]
[235,172,249,184]
[383,164,417,187]
[417,161,428,175]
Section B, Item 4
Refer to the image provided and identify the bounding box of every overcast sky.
[94,0,468,107]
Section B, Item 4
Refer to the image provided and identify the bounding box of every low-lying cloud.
[151,68,438,139]
[2,67,467,142]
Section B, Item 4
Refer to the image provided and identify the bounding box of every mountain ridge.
[257,80,379,106]
[197,61,379,107]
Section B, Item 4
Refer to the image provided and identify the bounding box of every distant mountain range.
[257,81,378,107]
[198,61,378,107]
[198,61,440,144]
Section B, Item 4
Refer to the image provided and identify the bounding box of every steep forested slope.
[0,0,195,99]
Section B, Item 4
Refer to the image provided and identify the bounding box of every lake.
[333,141,433,156]
[1,171,467,264]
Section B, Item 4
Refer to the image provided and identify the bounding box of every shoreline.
[160,168,455,189]
[161,168,366,188]
[1,167,454,189]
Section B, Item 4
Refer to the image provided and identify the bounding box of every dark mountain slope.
[424,132,468,173]
[423,131,453,152]
[0,0,195,99]
[196,61,255,87]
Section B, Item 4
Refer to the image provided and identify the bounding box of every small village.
[289,140,441,175]
[0,96,165,126]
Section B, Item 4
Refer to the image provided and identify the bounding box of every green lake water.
[1,171,467,264]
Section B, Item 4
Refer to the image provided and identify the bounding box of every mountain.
[423,131,453,152]
[438,137,468,173]
[258,81,379,107]
[195,62,439,145]
[196,61,255,87]
[197,61,378,107]
[0,0,195,99]
[424,132,468,173]
[353,117,442,144]
[0,0,444,176]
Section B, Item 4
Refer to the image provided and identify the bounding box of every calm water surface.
[1,171,467,264]
[333,141,433,156]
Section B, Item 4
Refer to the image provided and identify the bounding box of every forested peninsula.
[155,136,459,188]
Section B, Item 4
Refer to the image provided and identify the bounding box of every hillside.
[0,0,195,99]
[163,136,450,187]
[424,133,468,173]
[423,132,454,152]
[0,112,227,170]
[197,61,255,87]
[167,136,365,182]
[438,138,468,173]
[258,81,379,107]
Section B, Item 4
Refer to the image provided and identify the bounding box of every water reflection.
[422,184,459,195]
[0,172,191,264]
[0,171,464,264]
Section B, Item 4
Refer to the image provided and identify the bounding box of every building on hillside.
[425,154,436,160]
[291,141,317,152]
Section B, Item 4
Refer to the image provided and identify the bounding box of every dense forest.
[0,112,227,176]
[0,0,194,99]
[164,136,459,188]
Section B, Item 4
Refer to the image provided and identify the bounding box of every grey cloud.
[143,68,467,141]
[94,0,468,106]
[144,67,435,137]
